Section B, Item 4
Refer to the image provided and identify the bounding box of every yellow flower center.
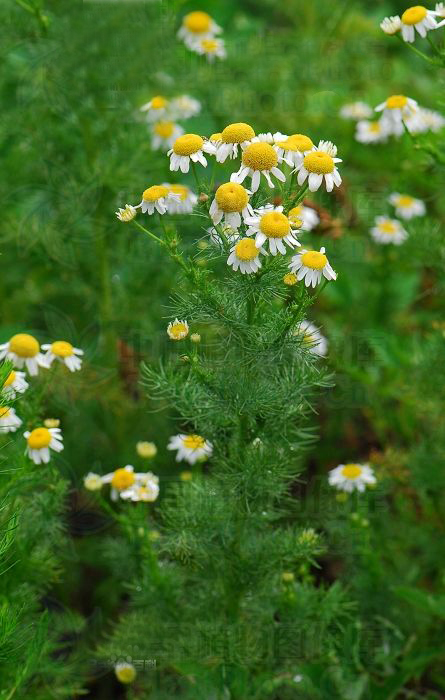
[0,406,10,418]
[283,273,297,286]
[379,221,397,234]
[169,322,188,339]
[210,132,222,141]
[301,251,327,270]
[396,195,414,207]
[341,464,363,480]
[221,122,255,144]
[303,151,334,175]
[151,96,167,109]
[288,205,303,223]
[234,238,259,262]
[3,371,16,387]
[386,95,408,109]
[201,38,218,51]
[9,333,39,358]
[215,183,249,212]
[182,435,205,449]
[369,122,381,133]
[173,133,203,156]
[115,664,136,684]
[401,5,427,24]
[111,468,136,490]
[51,341,74,358]
[242,143,278,171]
[27,427,52,449]
[259,211,290,238]
[277,134,314,152]
[183,11,212,33]
[154,121,175,138]
[168,184,189,201]
[142,185,169,202]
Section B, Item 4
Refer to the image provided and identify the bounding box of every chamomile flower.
[101,465,137,501]
[193,37,227,61]
[24,426,64,464]
[244,205,301,255]
[120,472,160,502]
[389,193,426,219]
[227,237,266,274]
[168,433,213,464]
[167,319,189,341]
[408,107,445,133]
[213,122,256,162]
[294,321,328,357]
[115,204,137,222]
[370,216,408,245]
[136,441,157,458]
[209,182,254,228]
[150,121,184,151]
[168,133,212,173]
[230,142,286,193]
[275,134,314,167]
[169,95,201,120]
[136,185,178,215]
[140,96,169,122]
[0,406,22,433]
[289,247,337,288]
[2,370,29,398]
[339,102,373,120]
[115,662,136,684]
[177,11,222,49]
[0,334,48,376]
[399,5,440,42]
[84,472,104,491]
[375,95,418,136]
[41,341,83,372]
[355,119,389,144]
[380,15,402,34]
[164,184,197,214]
[293,141,342,193]
[207,224,240,247]
[207,132,222,149]
[328,463,376,493]
[288,204,320,231]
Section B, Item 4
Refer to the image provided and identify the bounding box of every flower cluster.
[370,193,425,245]
[140,94,201,152]
[177,11,226,62]
[0,333,83,376]
[380,4,445,43]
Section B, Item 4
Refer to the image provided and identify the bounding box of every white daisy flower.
[120,472,160,502]
[24,426,64,464]
[288,204,320,231]
[328,463,376,493]
[408,107,445,133]
[84,472,104,491]
[289,247,337,288]
[167,433,213,464]
[2,370,29,398]
[115,204,137,222]
[436,1,445,18]
[380,15,402,35]
[227,237,267,274]
[207,225,240,247]
[168,133,212,173]
[136,185,179,215]
[339,102,373,120]
[244,205,301,256]
[163,184,197,214]
[193,37,226,61]
[41,341,83,372]
[140,96,169,122]
[255,131,289,144]
[370,216,408,245]
[167,319,189,341]
[212,122,256,162]
[0,334,48,376]
[375,95,418,136]
[177,11,222,49]
[294,320,328,357]
[209,182,254,228]
[275,133,315,167]
[293,141,342,193]
[355,119,389,144]
[0,406,22,433]
[388,193,426,219]
[100,465,144,501]
[169,95,201,120]
[150,121,184,151]
[399,5,440,42]
[230,142,286,193]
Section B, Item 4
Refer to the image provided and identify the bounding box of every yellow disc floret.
[242,143,278,171]
[51,341,74,358]
[169,184,189,201]
[173,134,204,156]
[396,195,414,206]
[379,221,397,234]
[259,211,290,238]
[183,11,212,33]
[341,464,363,480]
[401,6,427,24]
[210,132,222,141]
[0,407,10,418]
[182,435,205,449]
[221,122,255,144]
[27,427,52,449]
[142,185,169,202]
[201,38,218,51]
[303,151,334,175]
[151,96,167,109]
[154,121,175,139]
[215,183,249,212]
[115,664,137,684]
[3,371,16,387]
[278,134,314,152]
[283,273,297,286]
[386,95,408,109]
[301,251,327,270]
[169,322,189,340]
[111,468,136,490]
[9,333,39,358]
[234,238,259,262]
[288,206,304,227]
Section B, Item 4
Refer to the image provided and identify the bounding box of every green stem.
[190,162,201,193]
[395,33,439,65]
[426,34,444,61]
[133,220,192,276]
